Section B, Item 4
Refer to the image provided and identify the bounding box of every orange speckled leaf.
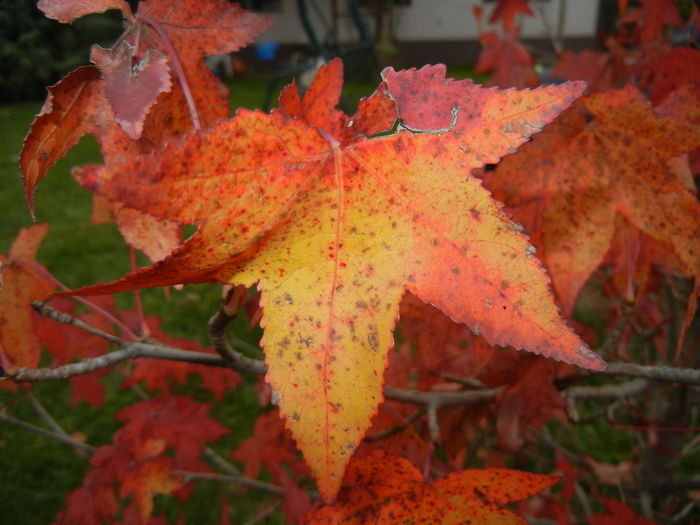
[302,452,556,524]
[63,59,600,502]
[0,224,55,369]
[490,85,700,314]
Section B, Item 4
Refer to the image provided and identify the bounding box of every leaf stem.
[136,14,201,131]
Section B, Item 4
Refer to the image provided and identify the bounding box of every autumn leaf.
[552,49,617,94]
[0,224,55,370]
[120,314,241,399]
[90,45,173,140]
[21,0,270,261]
[63,60,602,501]
[38,0,132,22]
[639,47,700,104]
[116,396,229,467]
[302,452,557,524]
[475,28,539,89]
[120,457,183,523]
[489,85,700,314]
[618,0,681,42]
[590,497,658,525]
[488,0,534,30]
[35,295,116,406]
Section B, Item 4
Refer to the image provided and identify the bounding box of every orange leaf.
[490,85,700,313]
[0,224,55,369]
[63,60,602,501]
[119,457,182,523]
[302,452,557,524]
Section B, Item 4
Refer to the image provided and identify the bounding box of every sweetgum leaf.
[0,224,55,369]
[90,45,173,140]
[489,85,700,314]
[475,28,539,89]
[23,0,270,262]
[617,0,681,42]
[302,452,556,524]
[64,60,602,501]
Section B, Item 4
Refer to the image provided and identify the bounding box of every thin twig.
[365,409,423,442]
[208,307,266,375]
[0,411,95,452]
[16,260,138,340]
[178,470,285,495]
[136,14,201,130]
[32,301,122,345]
[243,501,283,525]
[25,390,67,436]
[6,343,229,382]
[565,378,649,423]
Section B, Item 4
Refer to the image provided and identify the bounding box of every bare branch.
[32,300,122,345]
[208,307,266,375]
[565,378,649,423]
[365,409,423,442]
[0,411,95,452]
[602,363,700,384]
[26,390,67,436]
[384,386,501,408]
[243,501,283,525]
[178,470,285,495]
[567,378,650,400]
[7,343,229,382]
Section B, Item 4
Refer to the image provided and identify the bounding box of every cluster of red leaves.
[2,0,699,523]
[55,396,228,525]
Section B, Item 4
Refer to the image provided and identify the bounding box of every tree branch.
[0,411,95,452]
[178,470,285,495]
[208,307,266,375]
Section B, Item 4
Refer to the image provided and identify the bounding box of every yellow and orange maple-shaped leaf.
[489,85,700,314]
[303,452,556,524]
[64,59,602,501]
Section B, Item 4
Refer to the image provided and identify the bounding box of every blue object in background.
[256,42,279,61]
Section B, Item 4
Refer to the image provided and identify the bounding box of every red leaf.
[91,45,173,140]
[230,409,308,482]
[475,29,539,89]
[302,452,557,524]
[639,47,700,104]
[488,0,534,30]
[489,85,700,313]
[618,0,681,42]
[590,498,659,525]
[120,315,240,399]
[116,396,229,465]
